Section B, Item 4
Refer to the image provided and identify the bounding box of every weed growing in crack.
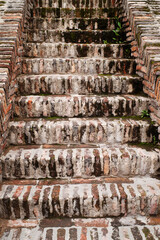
[112,17,124,43]
[141,110,150,118]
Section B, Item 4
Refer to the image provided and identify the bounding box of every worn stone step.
[1,223,160,239]
[17,74,142,95]
[26,29,126,44]
[1,145,160,179]
[35,0,119,8]
[28,18,117,31]
[13,95,150,118]
[0,178,160,219]
[9,118,154,145]
[22,58,136,75]
[31,7,121,19]
[24,43,132,59]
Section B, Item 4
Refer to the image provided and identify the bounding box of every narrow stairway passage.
[0,0,160,239]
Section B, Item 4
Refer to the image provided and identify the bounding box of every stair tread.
[18,73,139,77]
[23,57,135,60]
[1,177,160,186]
[27,29,115,32]
[16,94,148,98]
[3,144,160,152]
[25,43,130,46]
[25,42,130,46]
[29,17,118,19]
[10,117,152,123]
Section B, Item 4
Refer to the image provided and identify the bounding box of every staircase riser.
[18,75,142,95]
[35,0,119,8]
[1,0,160,231]
[32,8,121,18]
[24,43,131,59]
[1,226,160,240]
[2,148,159,179]
[14,96,150,118]
[0,181,159,219]
[28,18,117,31]
[9,120,153,145]
[26,30,125,43]
[22,59,136,75]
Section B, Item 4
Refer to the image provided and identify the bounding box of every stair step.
[1,146,159,179]
[0,178,160,219]
[24,43,132,59]
[1,223,160,239]
[17,74,142,95]
[32,7,121,19]
[35,0,118,8]
[26,29,125,44]
[22,58,136,75]
[28,18,117,31]
[9,118,154,145]
[14,95,150,118]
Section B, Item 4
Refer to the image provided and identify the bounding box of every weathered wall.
[0,0,33,156]
[122,0,160,139]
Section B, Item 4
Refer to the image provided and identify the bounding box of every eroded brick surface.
[0,178,160,219]
[0,0,160,238]
[9,118,154,145]
[13,95,150,118]
[17,74,142,95]
[1,146,160,179]
[0,225,160,239]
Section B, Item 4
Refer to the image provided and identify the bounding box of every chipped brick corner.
[122,0,160,139]
[0,0,33,156]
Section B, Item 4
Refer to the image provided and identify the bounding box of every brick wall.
[0,0,33,156]
[122,0,160,140]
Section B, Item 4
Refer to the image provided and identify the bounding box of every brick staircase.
[0,0,160,239]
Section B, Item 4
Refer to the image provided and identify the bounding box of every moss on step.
[123,46,132,58]
[109,115,151,121]
[144,42,160,49]
[136,32,141,46]
[98,74,112,77]
[128,142,160,151]
[140,6,150,12]
[13,116,66,122]
[0,1,5,6]
[45,116,64,120]
[142,227,156,239]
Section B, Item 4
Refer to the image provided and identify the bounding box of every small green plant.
[103,40,108,44]
[112,17,123,43]
[152,135,158,145]
[150,120,155,126]
[141,110,150,118]
[113,21,122,37]
[124,48,131,58]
